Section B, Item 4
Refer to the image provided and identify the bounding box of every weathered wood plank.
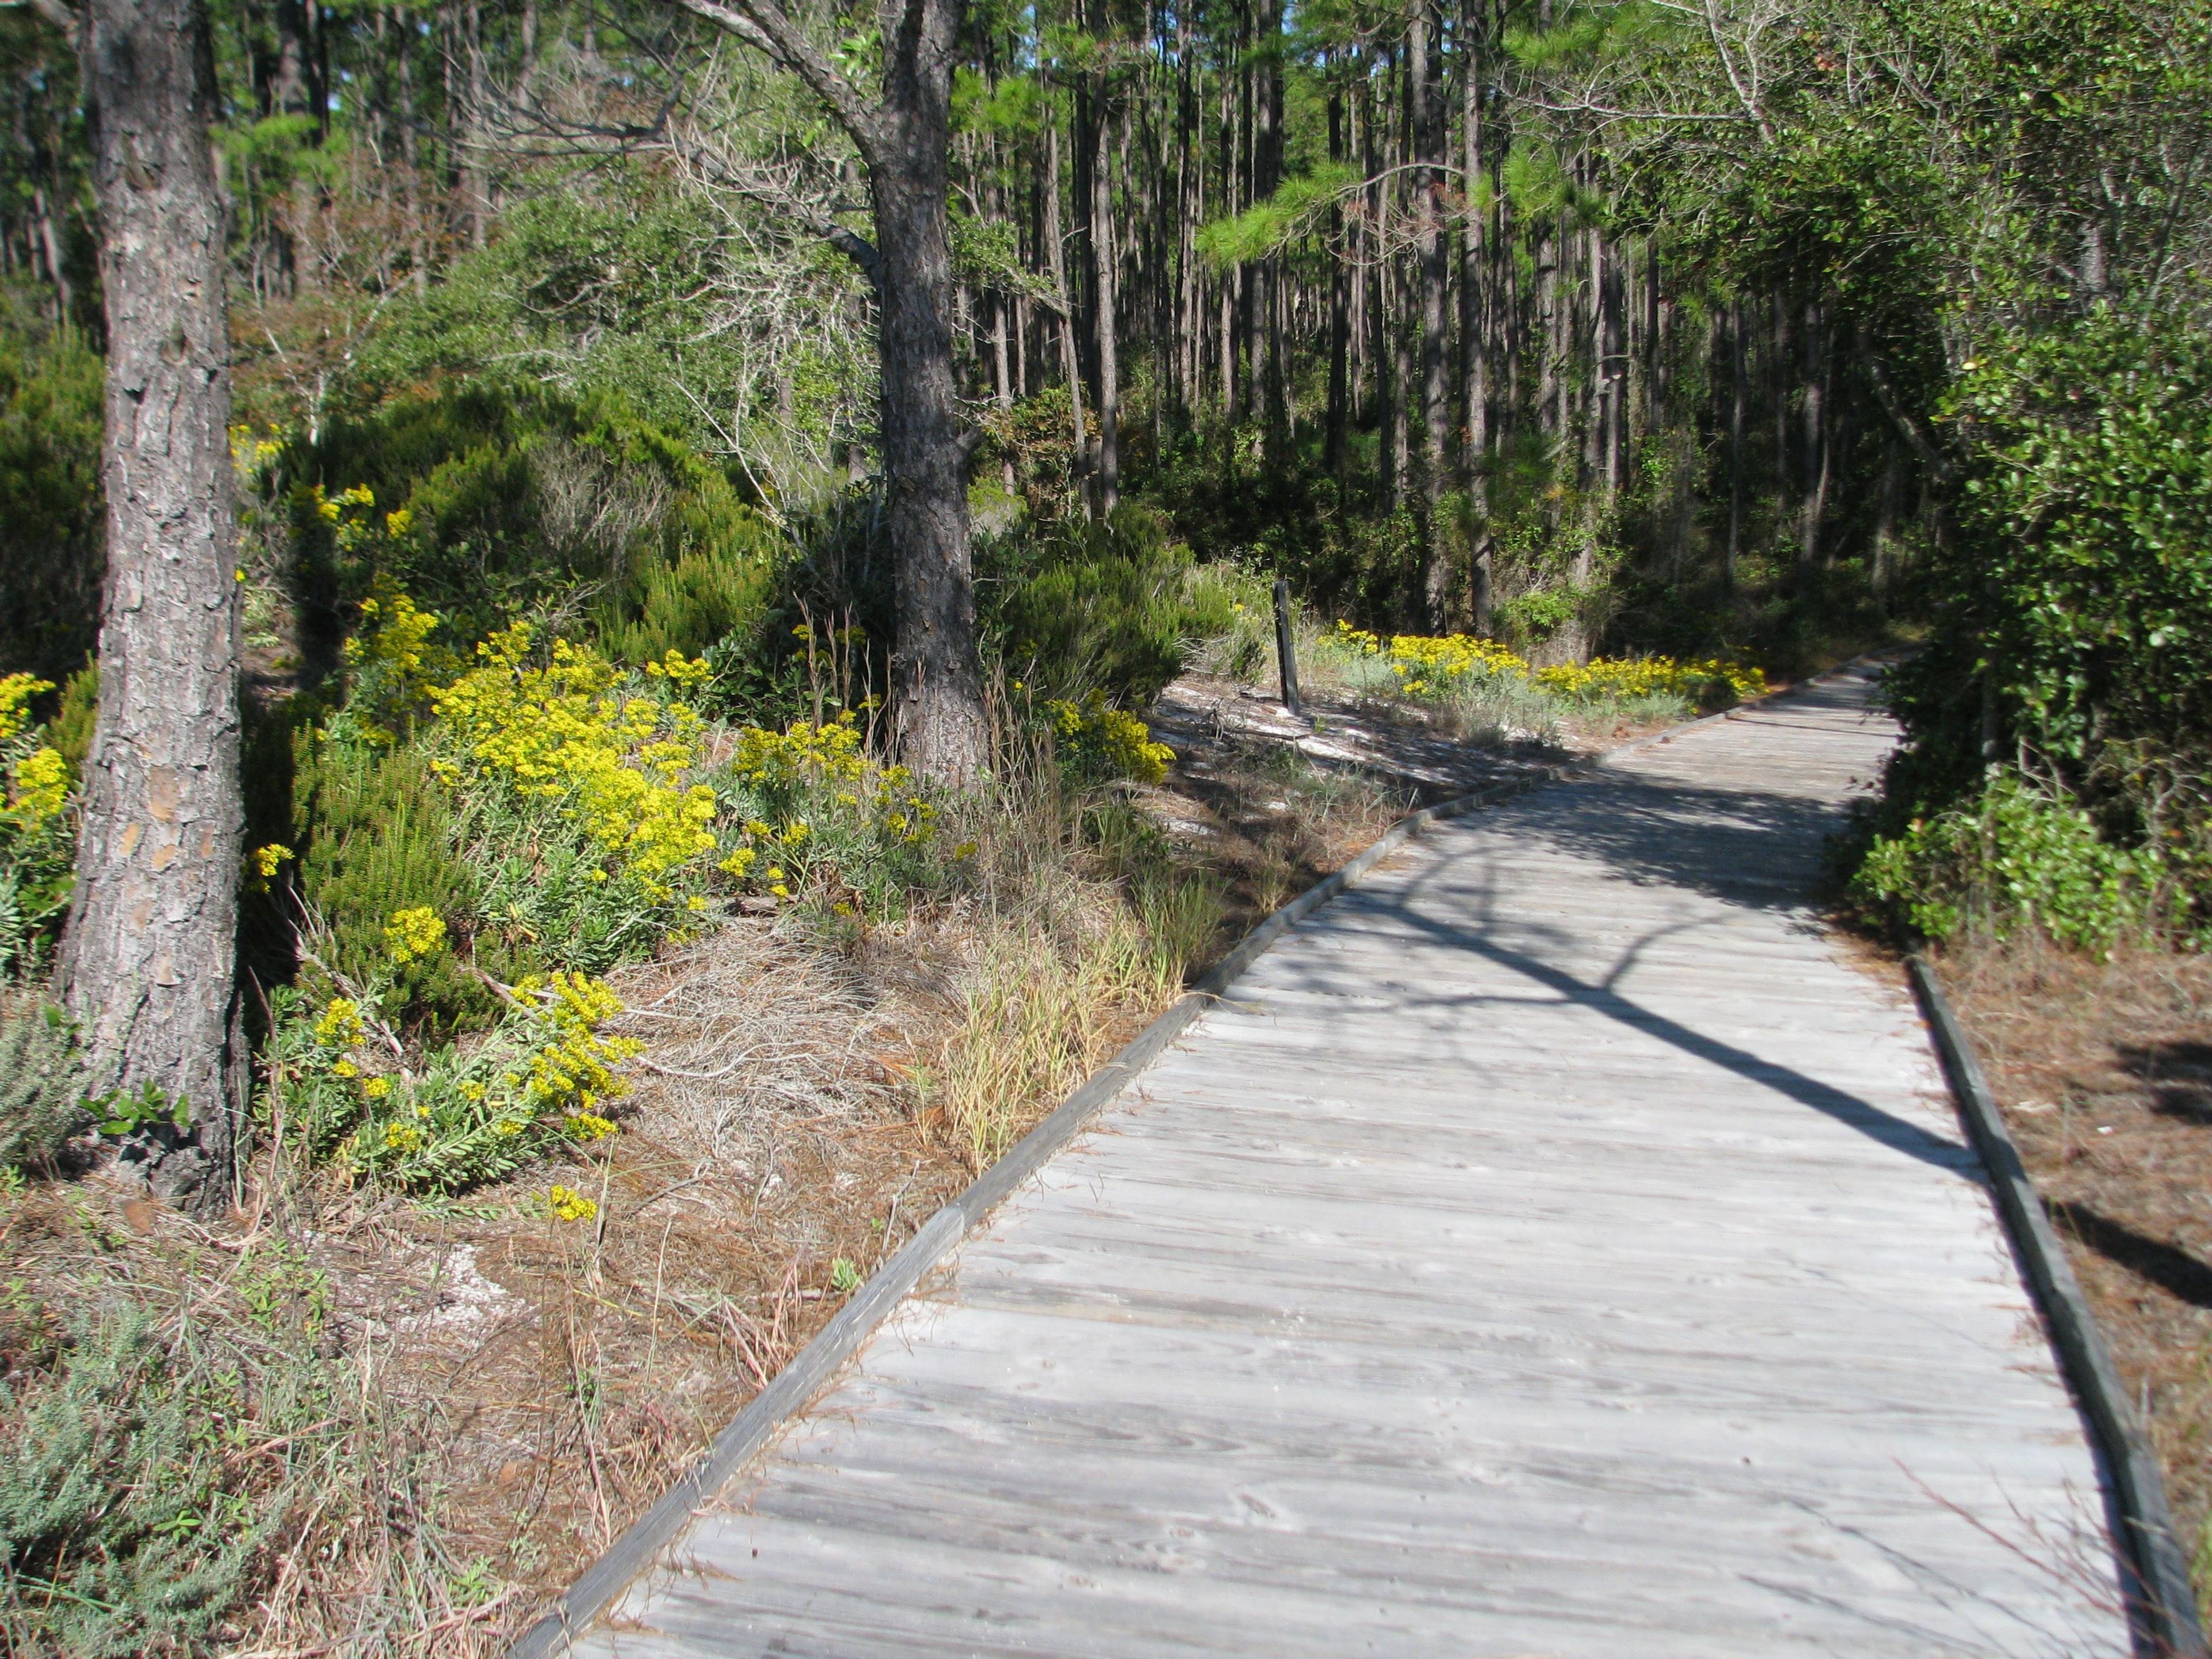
[562,665,2132,1659]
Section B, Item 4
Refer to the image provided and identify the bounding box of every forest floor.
[6,667,1687,1655]
[1933,940,2212,1621]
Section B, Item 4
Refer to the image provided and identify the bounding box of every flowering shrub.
[0,672,74,975]
[1329,623,1765,712]
[270,969,641,1192]
[717,709,948,910]
[1046,692,1175,786]
[429,624,720,902]
[1533,656,1767,707]
[339,575,453,743]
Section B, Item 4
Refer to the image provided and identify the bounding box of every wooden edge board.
[503,770,1561,1658]
[1908,955,2209,1659]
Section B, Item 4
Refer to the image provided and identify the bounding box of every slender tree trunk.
[1254,0,1285,467]
[1726,297,1745,593]
[1412,1,1449,627]
[1090,93,1120,513]
[70,0,248,1208]
[1044,119,1090,510]
[1325,70,1349,489]
[1801,297,1830,570]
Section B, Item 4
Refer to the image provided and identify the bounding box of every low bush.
[1847,769,2183,953]
[0,672,76,979]
[0,1290,338,1658]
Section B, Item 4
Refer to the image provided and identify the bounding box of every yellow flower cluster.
[7,746,68,828]
[429,624,719,896]
[1332,622,1766,710]
[0,674,49,744]
[546,1184,599,1223]
[731,711,869,790]
[1533,656,1768,704]
[1046,692,1175,786]
[253,843,294,879]
[314,997,368,1050]
[510,971,643,1117]
[383,906,448,965]
[1333,622,1529,696]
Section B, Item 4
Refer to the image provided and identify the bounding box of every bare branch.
[668,0,882,160]
[0,0,77,36]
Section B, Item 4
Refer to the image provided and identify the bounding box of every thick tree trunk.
[872,38,987,781]
[69,0,247,1209]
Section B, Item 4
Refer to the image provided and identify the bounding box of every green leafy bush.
[1848,769,2176,951]
[1889,314,2212,809]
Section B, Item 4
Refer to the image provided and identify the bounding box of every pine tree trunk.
[872,10,988,779]
[1412,0,1450,628]
[1044,119,1091,509]
[69,0,248,1209]
[1089,96,1120,514]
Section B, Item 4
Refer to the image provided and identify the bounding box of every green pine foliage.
[290,735,490,1035]
[987,506,1237,707]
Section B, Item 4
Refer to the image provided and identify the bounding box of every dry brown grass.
[1934,934,2212,1618]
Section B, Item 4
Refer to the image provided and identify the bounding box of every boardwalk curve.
[564,666,2128,1658]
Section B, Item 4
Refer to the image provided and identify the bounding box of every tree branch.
[0,0,77,36]
[668,0,882,160]
[1860,348,1956,483]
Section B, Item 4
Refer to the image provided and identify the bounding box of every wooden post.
[1273,578,1301,719]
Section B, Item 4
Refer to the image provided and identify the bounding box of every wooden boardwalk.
[571,667,2128,1658]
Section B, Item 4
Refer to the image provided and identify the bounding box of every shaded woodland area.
[7,0,2075,688]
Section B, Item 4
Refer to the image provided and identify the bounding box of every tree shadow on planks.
[1448,672,1891,915]
[1323,861,1976,1178]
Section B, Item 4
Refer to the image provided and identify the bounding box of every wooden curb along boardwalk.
[531,666,2146,1658]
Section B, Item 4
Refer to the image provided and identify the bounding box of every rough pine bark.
[676,0,988,779]
[67,0,248,1207]
[870,21,988,777]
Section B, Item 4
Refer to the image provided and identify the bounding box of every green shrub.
[281,384,783,676]
[0,999,86,1174]
[0,1302,293,1656]
[989,505,1235,706]
[1848,769,2176,951]
[0,313,103,686]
